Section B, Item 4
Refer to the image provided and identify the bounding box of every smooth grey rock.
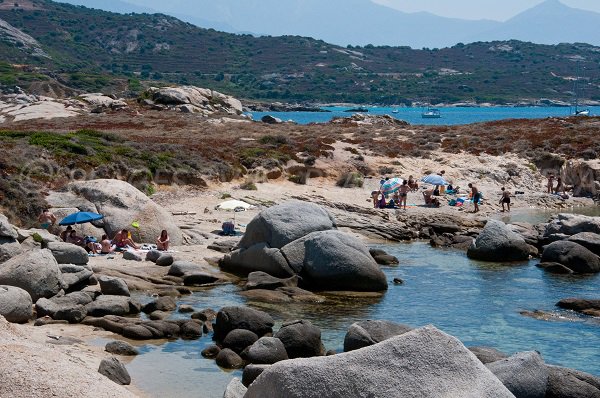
[105,340,139,356]
[221,242,294,278]
[142,296,176,313]
[201,344,221,359]
[0,249,63,301]
[244,325,514,398]
[282,230,388,291]
[545,365,600,398]
[246,271,299,290]
[0,214,18,239]
[213,306,274,341]
[223,329,259,353]
[98,357,131,385]
[546,214,600,236]
[98,276,130,296]
[19,236,41,251]
[168,261,204,277]
[487,351,548,398]
[180,321,202,339]
[274,319,324,359]
[46,242,89,265]
[0,236,22,263]
[238,201,336,249]
[467,220,533,262]
[122,251,142,261]
[35,291,93,320]
[343,320,413,352]
[59,264,93,291]
[242,364,271,387]
[216,348,244,369]
[178,304,194,313]
[536,262,574,274]
[86,295,132,317]
[541,241,600,274]
[16,228,60,246]
[223,377,247,398]
[556,298,600,313]
[246,337,289,365]
[54,305,87,324]
[148,310,169,320]
[0,285,32,323]
[183,272,219,286]
[68,179,183,245]
[469,346,509,364]
[567,232,600,256]
[156,254,174,267]
[145,250,161,263]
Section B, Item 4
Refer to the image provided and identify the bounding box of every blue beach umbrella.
[421,174,448,186]
[380,178,404,195]
[59,211,104,226]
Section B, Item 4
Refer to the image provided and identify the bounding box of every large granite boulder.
[246,337,289,365]
[544,214,600,237]
[36,292,93,323]
[467,220,533,262]
[486,351,548,398]
[0,285,33,323]
[540,241,600,274]
[238,201,336,250]
[282,230,388,291]
[556,298,600,315]
[343,320,413,352]
[545,365,600,398]
[59,264,93,291]
[47,242,89,265]
[98,357,131,385]
[274,320,324,359]
[0,236,22,263]
[222,329,259,354]
[86,295,136,317]
[213,306,274,341]
[221,202,387,291]
[246,271,299,290]
[67,179,182,245]
[244,325,514,398]
[0,214,18,239]
[567,232,600,256]
[98,276,130,296]
[0,249,63,301]
[145,86,243,115]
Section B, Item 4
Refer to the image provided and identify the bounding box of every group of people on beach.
[546,173,566,195]
[38,209,171,254]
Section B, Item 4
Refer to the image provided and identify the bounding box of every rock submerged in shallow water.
[343,320,413,352]
[213,306,274,341]
[223,329,259,354]
[243,325,514,398]
[556,298,600,314]
[467,219,535,262]
[540,241,600,274]
[246,337,288,365]
[105,340,139,356]
[216,348,244,369]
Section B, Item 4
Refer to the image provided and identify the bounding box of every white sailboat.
[572,64,590,116]
[421,105,441,119]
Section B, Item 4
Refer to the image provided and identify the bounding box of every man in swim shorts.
[38,209,57,230]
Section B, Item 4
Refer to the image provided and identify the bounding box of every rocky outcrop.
[545,365,600,398]
[561,159,600,197]
[274,320,324,359]
[65,179,183,245]
[486,351,548,398]
[246,337,289,365]
[343,320,413,352]
[221,202,387,291]
[98,276,130,297]
[0,249,63,301]
[243,326,514,398]
[59,264,94,292]
[540,241,600,274]
[0,215,21,263]
[142,86,243,116]
[213,306,274,342]
[467,219,535,262]
[47,242,89,265]
[567,232,600,256]
[543,214,600,237]
[0,285,33,323]
[556,298,600,316]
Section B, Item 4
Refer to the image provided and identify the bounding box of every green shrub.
[221,193,232,199]
[336,172,364,188]
[240,181,258,190]
[29,132,88,155]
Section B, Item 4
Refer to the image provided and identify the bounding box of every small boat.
[391,109,399,114]
[572,63,590,116]
[421,107,441,119]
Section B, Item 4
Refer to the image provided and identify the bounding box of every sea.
[247,106,600,125]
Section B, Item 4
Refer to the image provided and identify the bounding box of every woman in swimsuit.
[157,230,170,251]
[398,180,409,210]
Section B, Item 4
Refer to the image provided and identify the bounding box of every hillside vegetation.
[0,0,599,103]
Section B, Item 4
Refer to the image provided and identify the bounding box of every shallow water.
[495,205,600,225]
[247,106,600,125]
[126,241,600,398]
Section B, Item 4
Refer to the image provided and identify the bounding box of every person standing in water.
[468,183,481,213]
[499,187,511,212]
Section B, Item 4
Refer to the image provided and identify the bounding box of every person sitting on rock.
[156,229,170,251]
[423,189,439,207]
[100,234,113,255]
[66,229,85,247]
[113,229,139,250]
[407,175,418,191]
[60,226,73,242]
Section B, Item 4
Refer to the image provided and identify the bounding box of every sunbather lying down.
[423,189,440,207]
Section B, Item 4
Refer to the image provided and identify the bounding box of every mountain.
[55,0,155,14]
[471,0,600,45]
[0,0,599,104]
[60,0,503,49]
[58,0,600,48]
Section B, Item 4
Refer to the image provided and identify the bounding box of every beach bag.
[448,199,457,206]
[433,188,440,196]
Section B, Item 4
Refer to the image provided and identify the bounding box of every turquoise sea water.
[124,239,600,398]
[247,106,600,125]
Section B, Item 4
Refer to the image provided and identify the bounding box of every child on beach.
[499,187,511,212]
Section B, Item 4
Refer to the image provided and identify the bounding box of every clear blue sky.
[372,0,600,21]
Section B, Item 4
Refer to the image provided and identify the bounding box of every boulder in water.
[467,220,534,262]
[343,320,413,352]
[213,306,274,341]
[540,241,600,274]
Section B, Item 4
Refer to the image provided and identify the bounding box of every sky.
[371,0,600,21]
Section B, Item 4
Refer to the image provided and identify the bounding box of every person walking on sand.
[38,209,57,230]
[499,187,511,212]
[547,173,554,194]
[468,183,481,213]
[398,180,409,210]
